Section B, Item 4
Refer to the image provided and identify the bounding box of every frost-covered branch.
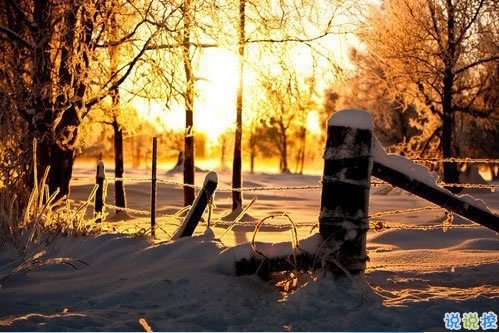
[0,25,34,49]
[455,54,499,75]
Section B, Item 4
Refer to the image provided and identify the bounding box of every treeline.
[1,0,497,216]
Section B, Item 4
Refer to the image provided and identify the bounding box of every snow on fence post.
[319,108,373,276]
[172,171,218,239]
[95,158,105,222]
[150,137,157,237]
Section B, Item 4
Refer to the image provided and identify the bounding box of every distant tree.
[254,49,318,173]
[210,0,353,208]
[356,0,499,188]
[138,0,219,206]
[107,5,129,212]
[340,50,423,155]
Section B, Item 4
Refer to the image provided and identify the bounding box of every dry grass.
[0,140,103,261]
[0,166,102,257]
[0,167,97,285]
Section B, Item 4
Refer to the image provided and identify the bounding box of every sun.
[132,48,241,143]
[132,46,325,143]
[194,48,239,141]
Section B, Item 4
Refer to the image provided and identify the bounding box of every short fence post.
[150,137,157,237]
[172,171,218,239]
[95,159,105,222]
[319,108,373,276]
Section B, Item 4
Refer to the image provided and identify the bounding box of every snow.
[373,137,440,187]
[324,108,374,161]
[96,160,105,178]
[1,167,498,331]
[204,170,218,184]
[328,108,373,130]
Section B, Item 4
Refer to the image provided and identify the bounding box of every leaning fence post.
[319,108,373,276]
[172,171,218,239]
[95,158,105,222]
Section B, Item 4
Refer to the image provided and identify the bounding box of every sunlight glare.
[306,111,321,134]
[132,48,241,142]
[195,48,239,141]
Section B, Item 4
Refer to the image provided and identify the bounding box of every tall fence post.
[95,158,105,222]
[150,137,157,237]
[319,108,373,276]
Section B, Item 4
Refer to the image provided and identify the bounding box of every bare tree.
[214,0,352,208]
[231,0,246,210]
[0,0,157,203]
[138,0,219,206]
[253,48,318,173]
[357,0,499,189]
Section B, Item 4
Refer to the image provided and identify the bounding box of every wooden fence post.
[150,137,157,237]
[172,171,218,239]
[95,159,105,222]
[319,109,373,276]
[372,161,499,232]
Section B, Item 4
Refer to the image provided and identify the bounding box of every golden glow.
[195,48,239,141]
[134,48,240,142]
[133,45,335,144]
[306,111,321,134]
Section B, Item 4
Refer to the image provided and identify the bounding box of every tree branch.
[246,31,334,44]
[455,54,499,75]
[95,20,146,48]
[453,105,493,118]
[455,0,486,47]
[0,25,34,49]
[424,0,444,53]
[83,31,158,117]
[6,0,38,31]
[145,42,218,50]
[416,81,443,118]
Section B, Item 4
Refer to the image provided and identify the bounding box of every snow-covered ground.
[1,164,498,331]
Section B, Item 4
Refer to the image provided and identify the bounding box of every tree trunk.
[280,125,289,173]
[32,102,79,202]
[442,0,461,192]
[295,126,306,174]
[34,143,74,203]
[232,0,246,211]
[183,0,195,206]
[250,136,256,174]
[112,117,127,211]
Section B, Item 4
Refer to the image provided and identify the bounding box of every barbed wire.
[72,156,498,232]
[91,199,487,233]
[413,157,499,164]
[102,203,152,216]
[370,206,443,218]
[72,175,499,192]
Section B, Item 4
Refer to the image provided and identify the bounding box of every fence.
[71,168,499,233]
[70,109,499,277]
[73,166,499,224]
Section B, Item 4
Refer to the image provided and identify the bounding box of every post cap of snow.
[328,108,373,130]
[96,160,105,178]
[204,171,218,185]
